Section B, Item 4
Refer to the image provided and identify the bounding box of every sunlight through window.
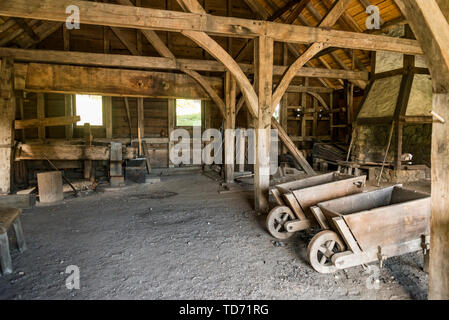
[76,95,103,126]
[176,99,202,127]
[273,103,280,121]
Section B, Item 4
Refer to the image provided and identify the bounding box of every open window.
[75,94,103,126]
[176,99,202,127]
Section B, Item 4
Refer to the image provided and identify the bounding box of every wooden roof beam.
[0,47,369,81]
[284,0,311,24]
[0,0,423,55]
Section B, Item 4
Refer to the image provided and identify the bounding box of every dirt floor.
[0,172,430,300]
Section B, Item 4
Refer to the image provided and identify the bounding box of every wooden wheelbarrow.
[267,172,366,240]
[307,185,430,273]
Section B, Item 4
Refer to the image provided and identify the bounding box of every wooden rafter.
[284,0,311,24]
[271,0,353,111]
[243,0,336,88]
[14,18,39,42]
[268,0,306,22]
[302,2,368,87]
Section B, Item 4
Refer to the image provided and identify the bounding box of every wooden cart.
[307,186,430,273]
[266,172,366,240]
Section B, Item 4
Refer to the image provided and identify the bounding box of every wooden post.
[64,95,73,139]
[84,123,92,180]
[0,57,15,194]
[224,71,236,184]
[37,93,45,140]
[430,94,449,299]
[137,97,144,137]
[395,25,415,170]
[18,94,26,141]
[301,78,308,149]
[330,91,334,140]
[253,36,273,213]
[63,22,73,139]
[110,142,124,186]
[168,99,175,168]
[123,97,132,140]
[136,0,142,55]
[237,128,246,173]
[104,96,113,139]
[281,43,289,155]
[313,97,318,138]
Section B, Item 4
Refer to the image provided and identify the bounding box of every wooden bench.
[0,208,27,276]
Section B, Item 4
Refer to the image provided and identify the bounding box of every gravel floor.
[0,173,429,300]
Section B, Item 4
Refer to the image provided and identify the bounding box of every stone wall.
[352,124,431,166]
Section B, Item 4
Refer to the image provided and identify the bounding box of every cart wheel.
[307,230,346,274]
[266,206,295,240]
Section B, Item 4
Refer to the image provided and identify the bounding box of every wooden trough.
[267,172,366,240]
[307,185,430,273]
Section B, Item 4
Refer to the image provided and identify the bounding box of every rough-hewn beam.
[14,116,81,129]
[0,57,15,194]
[14,63,223,99]
[15,144,136,161]
[0,0,423,55]
[0,47,369,81]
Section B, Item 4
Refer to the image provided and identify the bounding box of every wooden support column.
[237,129,246,173]
[224,72,236,184]
[329,91,334,140]
[37,93,45,140]
[312,97,318,137]
[394,71,414,169]
[137,97,144,156]
[0,57,15,194]
[63,24,73,139]
[104,96,113,139]
[253,36,273,213]
[168,99,175,168]
[395,26,415,170]
[430,94,449,299]
[280,43,289,155]
[17,94,25,141]
[301,78,308,149]
[84,123,92,180]
[64,95,73,139]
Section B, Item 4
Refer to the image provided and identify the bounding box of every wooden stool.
[0,208,27,276]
